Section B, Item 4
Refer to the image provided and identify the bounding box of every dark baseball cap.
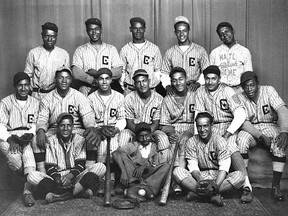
[130,17,146,27]
[93,67,113,78]
[42,22,58,33]
[203,65,221,77]
[240,71,257,85]
[56,112,74,125]
[85,18,102,27]
[13,72,30,85]
[132,69,148,80]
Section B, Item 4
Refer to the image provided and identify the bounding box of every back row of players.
[0,15,287,207]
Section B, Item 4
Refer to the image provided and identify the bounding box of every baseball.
[138,189,146,196]
[124,189,128,196]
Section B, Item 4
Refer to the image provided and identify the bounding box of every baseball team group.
[0,14,287,209]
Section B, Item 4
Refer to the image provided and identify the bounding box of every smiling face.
[217,26,236,48]
[204,73,221,92]
[196,116,212,142]
[171,71,187,93]
[57,117,73,141]
[242,78,259,100]
[86,24,102,44]
[15,79,30,100]
[130,22,146,43]
[42,29,57,51]
[174,23,190,45]
[55,71,72,92]
[97,73,112,93]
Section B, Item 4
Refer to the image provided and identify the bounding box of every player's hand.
[61,173,74,188]
[36,129,48,150]
[100,126,117,138]
[120,172,129,186]
[7,136,22,154]
[133,166,146,179]
[110,127,120,137]
[166,85,175,96]
[222,131,232,139]
[259,134,272,149]
[187,81,200,92]
[86,69,98,76]
[83,127,102,147]
[276,132,288,151]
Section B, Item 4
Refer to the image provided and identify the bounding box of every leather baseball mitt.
[112,198,139,209]
[196,179,218,197]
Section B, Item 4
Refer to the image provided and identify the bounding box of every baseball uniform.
[24,46,70,99]
[72,42,124,95]
[210,43,252,87]
[120,40,162,89]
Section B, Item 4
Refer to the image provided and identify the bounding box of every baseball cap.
[130,17,146,27]
[93,68,113,78]
[240,71,257,85]
[169,67,186,78]
[42,22,58,33]
[135,122,151,135]
[216,22,234,34]
[132,69,148,80]
[85,18,102,27]
[55,67,72,77]
[174,16,190,27]
[56,112,74,125]
[203,65,221,77]
[13,72,30,85]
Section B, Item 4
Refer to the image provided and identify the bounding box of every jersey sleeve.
[154,47,163,72]
[111,46,124,68]
[225,87,243,112]
[63,51,70,68]
[72,46,84,69]
[36,96,50,132]
[24,50,34,79]
[161,49,172,75]
[0,100,10,141]
[244,49,253,71]
[124,94,135,120]
[267,86,286,111]
[216,136,231,172]
[199,48,210,71]
[78,94,96,128]
[195,87,206,112]
[160,98,171,126]
[209,49,216,65]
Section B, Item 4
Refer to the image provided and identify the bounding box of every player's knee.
[79,172,100,190]
[7,154,22,171]
[37,178,56,198]
[89,162,106,178]
[231,171,245,189]
[173,167,186,182]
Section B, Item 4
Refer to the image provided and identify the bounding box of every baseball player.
[113,122,171,196]
[119,69,170,160]
[88,68,126,196]
[237,71,288,201]
[32,68,99,174]
[120,17,164,96]
[27,113,106,203]
[24,22,70,100]
[161,16,209,95]
[195,65,253,203]
[72,18,124,96]
[173,112,245,206]
[160,67,195,195]
[0,72,39,207]
[210,22,253,92]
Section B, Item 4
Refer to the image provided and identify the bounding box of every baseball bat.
[159,140,180,206]
[104,137,111,207]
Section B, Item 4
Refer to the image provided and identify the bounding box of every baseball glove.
[9,133,33,146]
[112,198,139,210]
[196,180,218,197]
[126,184,155,202]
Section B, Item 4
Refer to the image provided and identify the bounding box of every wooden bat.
[104,137,111,207]
[159,140,180,206]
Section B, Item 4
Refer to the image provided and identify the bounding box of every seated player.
[238,71,288,201]
[113,122,172,197]
[0,72,39,207]
[173,112,245,206]
[88,68,126,195]
[27,113,106,203]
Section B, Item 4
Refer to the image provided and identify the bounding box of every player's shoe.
[96,179,105,196]
[240,187,253,203]
[272,185,285,201]
[210,194,224,207]
[45,192,72,204]
[23,193,35,207]
[172,182,182,196]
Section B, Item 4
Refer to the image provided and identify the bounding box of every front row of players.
[0,65,287,207]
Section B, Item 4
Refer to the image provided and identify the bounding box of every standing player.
[160,67,195,194]
[0,72,39,207]
[161,16,209,94]
[120,17,164,96]
[24,22,70,100]
[88,68,126,195]
[28,113,106,203]
[237,71,288,201]
[210,22,253,92]
[72,18,124,95]
[173,112,245,206]
[119,69,170,159]
[195,65,253,203]
[33,68,99,174]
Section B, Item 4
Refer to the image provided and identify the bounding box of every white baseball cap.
[174,16,190,26]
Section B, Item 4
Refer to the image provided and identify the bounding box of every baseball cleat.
[240,187,253,203]
[23,193,35,207]
[272,185,285,201]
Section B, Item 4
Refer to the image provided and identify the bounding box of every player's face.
[15,79,30,100]
[242,78,259,100]
[196,117,212,141]
[137,130,151,147]
[134,75,150,94]
[130,22,146,42]
[175,23,190,45]
[57,118,73,141]
[55,71,72,91]
[218,26,235,47]
[97,73,112,92]
[86,24,102,44]
[205,73,220,92]
[171,72,187,93]
[42,29,57,51]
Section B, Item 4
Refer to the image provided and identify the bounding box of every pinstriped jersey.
[46,133,86,175]
[185,133,230,172]
[238,85,285,124]
[24,46,70,90]
[125,91,163,124]
[120,40,162,88]
[37,88,95,131]
[160,90,195,134]
[72,42,124,72]
[88,90,125,126]
[0,94,39,130]
[195,84,243,123]
[161,43,209,82]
